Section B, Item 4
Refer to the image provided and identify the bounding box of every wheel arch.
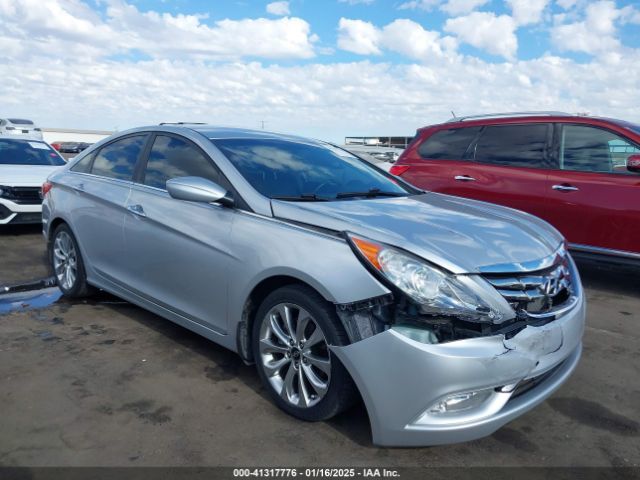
[46,217,92,282]
[236,274,332,364]
[47,216,68,239]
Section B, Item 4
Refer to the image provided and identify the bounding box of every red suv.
[391,113,640,262]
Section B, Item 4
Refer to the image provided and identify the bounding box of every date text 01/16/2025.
[233,468,400,478]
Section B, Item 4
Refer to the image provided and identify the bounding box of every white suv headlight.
[349,234,503,322]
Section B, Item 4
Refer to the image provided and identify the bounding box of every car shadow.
[69,292,377,446]
[574,258,640,297]
[0,224,42,236]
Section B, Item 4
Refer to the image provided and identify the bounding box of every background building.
[42,128,113,144]
[344,136,413,149]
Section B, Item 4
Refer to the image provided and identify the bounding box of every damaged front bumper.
[331,291,585,447]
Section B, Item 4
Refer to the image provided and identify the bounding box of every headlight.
[349,234,502,322]
[0,186,7,198]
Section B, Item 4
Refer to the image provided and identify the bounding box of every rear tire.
[49,223,93,298]
[252,284,357,421]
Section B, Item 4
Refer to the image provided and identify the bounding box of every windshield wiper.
[335,188,406,199]
[271,194,330,202]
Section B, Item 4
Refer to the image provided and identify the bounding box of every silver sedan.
[42,125,584,446]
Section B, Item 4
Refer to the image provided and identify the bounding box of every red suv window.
[418,127,480,160]
[559,124,640,175]
[474,124,550,168]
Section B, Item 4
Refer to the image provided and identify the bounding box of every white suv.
[0,118,43,140]
[0,137,65,225]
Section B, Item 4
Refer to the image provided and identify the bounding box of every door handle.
[74,182,85,191]
[552,184,579,192]
[127,204,146,217]
[454,175,476,182]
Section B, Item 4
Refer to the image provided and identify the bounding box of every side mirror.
[627,154,640,173]
[166,176,233,206]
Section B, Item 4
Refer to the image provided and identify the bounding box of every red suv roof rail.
[447,111,573,123]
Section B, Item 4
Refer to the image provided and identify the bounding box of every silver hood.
[271,193,564,275]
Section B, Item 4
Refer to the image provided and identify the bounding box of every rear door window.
[142,135,221,190]
[560,124,640,174]
[91,135,147,181]
[418,127,481,160]
[474,124,549,168]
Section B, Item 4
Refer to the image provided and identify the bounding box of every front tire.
[252,284,357,421]
[50,224,93,298]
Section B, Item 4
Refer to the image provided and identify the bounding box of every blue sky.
[0,0,639,140]
[102,0,640,62]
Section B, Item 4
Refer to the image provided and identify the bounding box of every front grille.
[0,203,12,220]
[2,186,42,205]
[483,259,574,319]
[10,212,42,224]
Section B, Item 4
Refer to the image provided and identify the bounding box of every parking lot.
[0,225,639,467]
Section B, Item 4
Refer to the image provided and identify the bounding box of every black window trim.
[135,131,251,211]
[462,127,484,161]
[467,122,555,170]
[550,122,640,175]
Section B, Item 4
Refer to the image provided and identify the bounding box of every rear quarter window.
[71,153,94,173]
[418,127,481,160]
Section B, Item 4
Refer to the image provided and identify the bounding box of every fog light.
[428,389,493,415]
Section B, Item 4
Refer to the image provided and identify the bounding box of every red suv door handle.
[552,184,579,192]
[454,175,476,182]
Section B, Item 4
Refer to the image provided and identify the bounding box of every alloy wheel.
[259,303,331,408]
[52,231,78,291]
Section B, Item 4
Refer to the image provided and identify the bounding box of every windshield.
[0,139,66,166]
[214,138,410,201]
[8,119,34,125]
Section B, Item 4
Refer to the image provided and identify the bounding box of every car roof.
[425,114,634,131]
[129,125,325,145]
[194,126,324,144]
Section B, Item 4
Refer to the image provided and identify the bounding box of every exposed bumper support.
[331,293,585,446]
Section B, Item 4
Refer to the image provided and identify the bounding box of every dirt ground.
[0,224,49,285]
[0,226,639,467]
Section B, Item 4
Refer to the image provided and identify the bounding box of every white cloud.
[444,12,518,59]
[3,55,640,142]
[0,0,316,60]
[440,0,489,16]
[398,0,488,15]
[620,5,640,24]
[0,0,639,144]
[266,1,290,16]
[339,0,375,4]
[551,1,623,56]
[398,0,440,10]
[506,0,550,26]
[556,0,581,10]
[337,18,382,55]
[338,18,448,60]
[381,19,447,59]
